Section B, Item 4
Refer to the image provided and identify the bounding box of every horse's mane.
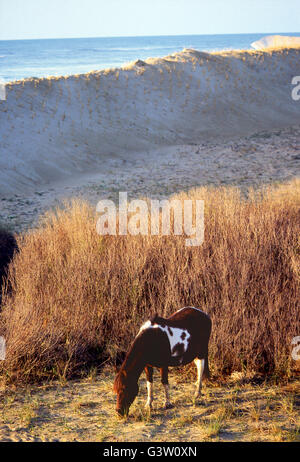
[113,369,126,393]
[150,314,166,326]
[113,329,152,394]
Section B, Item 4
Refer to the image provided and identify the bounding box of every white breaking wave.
[251,35,300,50]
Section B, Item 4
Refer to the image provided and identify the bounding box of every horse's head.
[113,369,139,416]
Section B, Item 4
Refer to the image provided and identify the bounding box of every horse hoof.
[193,395,204,405]
[164,403,174,410]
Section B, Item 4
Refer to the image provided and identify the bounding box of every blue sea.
[1,33,300,82]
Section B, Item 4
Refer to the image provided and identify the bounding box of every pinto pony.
[113,307,212,416]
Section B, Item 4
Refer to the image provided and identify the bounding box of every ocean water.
[0,33,300,82]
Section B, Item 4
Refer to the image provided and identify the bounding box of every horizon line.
[1,31,300,42]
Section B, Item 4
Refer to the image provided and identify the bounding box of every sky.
[0,0,299,40]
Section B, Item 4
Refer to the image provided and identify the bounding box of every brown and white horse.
[113,307,212,416]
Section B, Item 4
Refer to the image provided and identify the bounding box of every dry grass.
[0,180,299,383]
[0,367,299,442]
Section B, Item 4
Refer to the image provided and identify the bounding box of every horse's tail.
[203,310,212,380]
[203,350,210,380]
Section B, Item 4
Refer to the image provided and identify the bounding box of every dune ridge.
[0,47,300,196]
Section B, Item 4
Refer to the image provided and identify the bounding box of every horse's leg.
[194,358,205,399]
[160,367,173,409]
[144,365,154,409]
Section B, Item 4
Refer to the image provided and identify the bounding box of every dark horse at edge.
[114,307,212,416]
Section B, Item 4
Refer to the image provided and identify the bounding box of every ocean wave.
[251,34,300,50]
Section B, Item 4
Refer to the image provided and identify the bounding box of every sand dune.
[0,47,300,196]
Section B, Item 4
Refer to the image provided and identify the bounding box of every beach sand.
[0,368,299,442]
[1,124,299,231]
[1,47,300,231]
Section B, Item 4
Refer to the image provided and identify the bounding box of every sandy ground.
[1,47,300,198]
[0,367,299,442]
[1,125,300,232]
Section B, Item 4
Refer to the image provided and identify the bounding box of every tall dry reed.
[0,180,299,383]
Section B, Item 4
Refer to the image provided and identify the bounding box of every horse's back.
[137,307,211,367]
[169,307,211,359]
[169,307,211,334]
